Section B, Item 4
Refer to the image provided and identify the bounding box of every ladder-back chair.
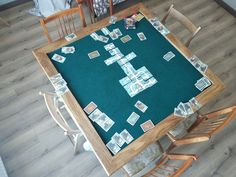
[143,153,197,177]
[39,91,92,154]
[40,6,86,43]
[161,4,201,47]
[167,105,236,149]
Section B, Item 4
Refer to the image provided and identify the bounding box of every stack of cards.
[109,16,117,24]
[49,73,69,96]
[88,50,100,59]
[195,77,211,91]
[131,13,144,22]
[135,100,148,113]
[120,35,132,43]
[124,18,136,29]
[140,120,155,132]
[137,32,147,41]
[106,129,134,155]
[163,51,175,61]
[189,55,208,74]
[149,17,170,36]
[65,33,77,41]
[189,97,202,110]
[174,102,194,117]
[51,54,66,63]
[127,112,140,126]
[61,46,75,54]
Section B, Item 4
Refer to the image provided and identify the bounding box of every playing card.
[98,35,109,43]
[178,102,187,115]
[109,16,117,24]
[52,79,67,90]
[174,107,185,117]
[117,57,129,66]
[61,46,75,54]
[88,50,100,59]
[101,27,110,35]
[104,43,115,51]
[106,139,120,155]
[163,51,175,61]
[132,13,144,21]
[135,100,148,113]
[109,47,121,56]
[137,32,147,41]
[109,31,118,40]
[90,32,99,41]
[55,85,69,96]
[51,54,66,63]
[104,53,124,66]
[120,35,131,43]
[49,73,63,84]
[65,33,77,41]
[88,108,102,121]
[120,129,134,144]
[189,97,202,110]
[113,28,122,37]
[83,102,97,115]
[126,52,137,61]
[112,133,125,147]
[199,62,208,73]
[195,77,211,91]
[183,102,194,115]
[119,76,131,86]
[95,113,114,132]
[124,18,136,30]
[127,112,140,126]
[140,120,155,132]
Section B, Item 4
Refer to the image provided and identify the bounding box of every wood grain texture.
[0,0,235,177]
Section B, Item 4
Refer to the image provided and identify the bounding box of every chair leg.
[166,142,176,153]
[73,133,83,154]
[0,17,10,26]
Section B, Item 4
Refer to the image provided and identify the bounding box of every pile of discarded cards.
[195,77,211,91]
[49,73,69,96]
[188,55,208,74]
[84,102,114,132]
[149,17,170,36]
[106,129,134,155]
[174,97,201,118]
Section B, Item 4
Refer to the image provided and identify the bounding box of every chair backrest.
[39,91,77,134]
[143,153,196,177]
[161,4,201,47]
[40,6,86,43]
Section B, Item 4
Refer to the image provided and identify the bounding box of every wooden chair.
[143,153,196,177]
[166,105,236,150]
[76,0,94,23]
[39,91,92,154]
[40,6,86,43]
[161,4,201,47]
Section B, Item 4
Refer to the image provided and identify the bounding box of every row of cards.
[189,55,208,74]
[83,102,114,132]
[49,73,69,96]
[174,97,202,118]
[149,17,170,36]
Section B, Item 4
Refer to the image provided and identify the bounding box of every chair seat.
[123,143,163,177]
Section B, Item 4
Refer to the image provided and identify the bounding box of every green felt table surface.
[47,16,203,154]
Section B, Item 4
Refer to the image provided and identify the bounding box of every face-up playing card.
[174,107,185,117]
[134,100,148,113]
[90,32,99,41]
[125,52,137,61]
[109,47,121,56]
[109,31,118,40]
[183,102,194,115]
[112,133,125,147]
[51,54,66,63]
[101,27,110,35]
[120,35,131,43]
[88,50,100,59]
[113,28,122,37]
[140,120,155,132]
[49,73,63,84]
[95,113,114,132]
[120,129,134,144]
[106,139,120,155]
[137,32,147,41]
[178,102,187,116]
[61,46,75,54]
[55,85,69,96]
[104,43,115,51]
[109,16,117,24]
[127,112,140,126]
[163,51,175,61]
[65,33,77,41]
[88,108,102,121]
[132,13,144,22]
[98,35,109,43]
[83,102,97,115]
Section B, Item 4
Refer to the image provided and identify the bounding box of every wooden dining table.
[33,3,224,176]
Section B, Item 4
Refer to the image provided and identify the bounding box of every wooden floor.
[0,0,236,177]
